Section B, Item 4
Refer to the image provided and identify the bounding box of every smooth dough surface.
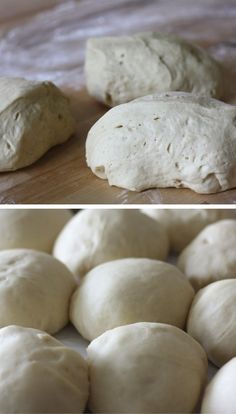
[0,325,88,413]
[201,357,236,414]
[70,258,194,341]
[53,209,169,279]
[178,219,236,291]
[141,209,235,252]
[88,322,208,413]
[85,32,222,106]
[0,77,75,171]
[0,249,76,333]
[187,279,236,367]
[0,209,72,252]
[86,92,236,193]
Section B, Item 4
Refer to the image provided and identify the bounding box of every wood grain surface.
[0,0,235,205]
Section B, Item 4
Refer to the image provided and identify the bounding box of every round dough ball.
[70,258,194,341]
[88,322,208,413]
[0,209,72,253]
[85,32,222,106]
[141,209,235,252]
[0,249,76,333]
[178,219,236,290]
[0,325,88,413]
[187,279,236,367]
[53,209,169,279]
[201,357,236,414]
[86,92,236,193]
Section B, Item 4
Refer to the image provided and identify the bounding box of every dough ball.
[0,249,76,333]
[0,77,75,171]
[85,32,222,106]
[0,209,72,253]
[141,209,235,252]
[201,357,236,414]
[187,279,236,367]
[70,258,194,341]
[0,325,88,413]
[86,92,236,193]
[178,219,236,290]
[53,209,169,279]
[88,322,208,413]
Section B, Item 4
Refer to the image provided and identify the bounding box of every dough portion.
[85,32,223,106]
[0,249,76,333]
[0,77,76,171]
[0,209,72,252]
[187,279,236,367]
[178,219,236,291]
[53,209,169,279]
[0,325,88,413]
[70,258,194,341]
[201,357,236,414]
[141,209,235,252]
[88,322,208,413]
[86,92,236,193]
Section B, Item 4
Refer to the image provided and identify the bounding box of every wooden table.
[0,0,235,204]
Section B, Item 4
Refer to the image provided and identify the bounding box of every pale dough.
[187,279,236,367]
[0,77,76,171]
[178,219,236,290]
[53,209,169,279]
[0,249,76,333]
[70,258,194,341]
[0,325,88,413]
[87,322,208,413]
[86,92,236,193]
[0,209,72,252]
[141,209,235,252]
[85,32,223,106]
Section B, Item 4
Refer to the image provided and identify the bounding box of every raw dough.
[0,77,75,171]
[85,32,222,106]
[70,258,194,341]
[0,325,88,413]
[141,209,235,252]
[178,219,236,290]
[53,209,169,279]
[187,279,236,367]
[201,357,236,414]
[86,92,236,193]
[0,209,72,252]
[0,249,76,333]
[87,322,208,413]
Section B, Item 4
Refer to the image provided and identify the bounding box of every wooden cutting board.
[0,0,235,204]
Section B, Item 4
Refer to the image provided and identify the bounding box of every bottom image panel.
[0,207,235,414]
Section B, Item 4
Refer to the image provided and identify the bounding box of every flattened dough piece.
[86,92,236,193]
[0,325,88,413]
[0,77,76,171]
[178,219,236,291]
[88,322,208,413]
[85,32,223,106]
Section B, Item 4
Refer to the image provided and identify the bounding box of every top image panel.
[0,0,235,205]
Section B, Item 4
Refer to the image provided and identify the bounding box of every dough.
[86,92,236,193]
[87,322,208,413]
[187,279,236,367]
[0,209,72,252]
[70,258,194,341]
[0,77,75,171]
[178,219,236,291]
[0,249,76,333]
[141,209,235,252]
[0,325,88,413]
[85,32,222,106]
[53,209,169,279]
[201,357,236,414]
